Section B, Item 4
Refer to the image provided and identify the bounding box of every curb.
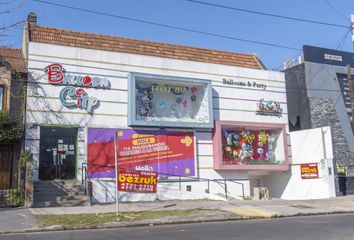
[1,210,354,235]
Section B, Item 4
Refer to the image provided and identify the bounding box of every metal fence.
[0,188,23,207]
[81,163,247,203]
[347,177,354,195]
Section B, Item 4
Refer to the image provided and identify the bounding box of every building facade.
[285,45,354,193]
[23,16,293,203]
[0,48,27,190]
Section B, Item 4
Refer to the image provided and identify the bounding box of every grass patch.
[37,209,205,229]
[243,196,253,200]
[291,204,314,209]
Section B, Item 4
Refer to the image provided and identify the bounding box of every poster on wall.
[221,128,285,166]
[87,128,195,178]
[118,169,157,193]
[128,73,213,128]
[301,163,319,179]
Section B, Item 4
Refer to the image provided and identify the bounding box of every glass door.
[39,127,77,180]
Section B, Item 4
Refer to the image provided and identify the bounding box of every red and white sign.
[118,169,157,193]
[300,163,319,179]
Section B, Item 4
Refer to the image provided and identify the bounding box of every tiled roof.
[29,25,263,69]
[0,48,27,73]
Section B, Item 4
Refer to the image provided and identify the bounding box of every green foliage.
[4,189,24,207]
[37,209,206,229]
[18,150,33,170]
[0,110,24,142]
[0,110,10,125]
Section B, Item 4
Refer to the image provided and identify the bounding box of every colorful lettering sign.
[256,98,283,117]
[301,163,319,179]
[118,169,157,193]
[87,128,195,178]
[44,64,110,113]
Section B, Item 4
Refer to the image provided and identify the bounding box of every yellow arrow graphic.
[181,136,193,147]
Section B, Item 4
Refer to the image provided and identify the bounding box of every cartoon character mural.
[222,128,282,166]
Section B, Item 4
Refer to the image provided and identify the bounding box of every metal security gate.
[347,177,354,195]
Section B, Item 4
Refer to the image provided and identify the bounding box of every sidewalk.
[1,195,354,234]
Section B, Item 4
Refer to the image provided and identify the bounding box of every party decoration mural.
[221,128,285,166]
[128,73,213,128]
[87,128,195,179]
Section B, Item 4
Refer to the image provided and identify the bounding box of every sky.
[0,0,353,70]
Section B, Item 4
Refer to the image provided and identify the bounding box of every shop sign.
[301,163,319,179]
[128,73,213,128]
[256,98,283,116]
[222,78,267,90]
[44,64,110,113]
[118,169,157,193]
[87,128,195,178]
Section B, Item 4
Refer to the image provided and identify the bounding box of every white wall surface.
[26,41,289,201]
[264,127,336,200]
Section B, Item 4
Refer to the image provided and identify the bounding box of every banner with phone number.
[118,169,157,193]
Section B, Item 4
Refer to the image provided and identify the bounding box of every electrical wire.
[323,0,348,22]
[186,0,350,29]
[32,0,300,51]
[335,28,352,50]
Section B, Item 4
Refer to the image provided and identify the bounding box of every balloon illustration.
[176,97,182,104]
[160,102,167,110]
[171,103,177,111]
[191,95,196,101]
[183,100,189,108]
[191,86,198,94]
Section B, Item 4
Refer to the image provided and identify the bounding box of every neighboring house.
[284,45,354,193]
[0,48,27,189]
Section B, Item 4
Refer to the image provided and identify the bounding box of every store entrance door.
[39,127,77,181]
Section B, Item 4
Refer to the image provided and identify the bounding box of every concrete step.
[56,195,90,202]
[33,199,91,208]
[34,191,82,197]
[33,186,83,193]
[34,180,82,189]
[32,180,90,208]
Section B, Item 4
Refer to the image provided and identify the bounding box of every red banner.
[118,169,157,193]
[301,163,319,179]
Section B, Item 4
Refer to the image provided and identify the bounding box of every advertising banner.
[88,128,195,178]
[118,169,157,193]
[301,163,319,179]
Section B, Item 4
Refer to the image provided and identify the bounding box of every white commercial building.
[22,15,336,204]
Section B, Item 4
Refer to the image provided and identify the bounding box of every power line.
[323,0,348,22]
[335,28,351,50]
[186,0,351,29]
[32,0,300,51]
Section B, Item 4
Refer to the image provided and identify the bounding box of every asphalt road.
[1,213,354,240]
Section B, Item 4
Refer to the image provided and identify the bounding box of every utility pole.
[347,64,354,134]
